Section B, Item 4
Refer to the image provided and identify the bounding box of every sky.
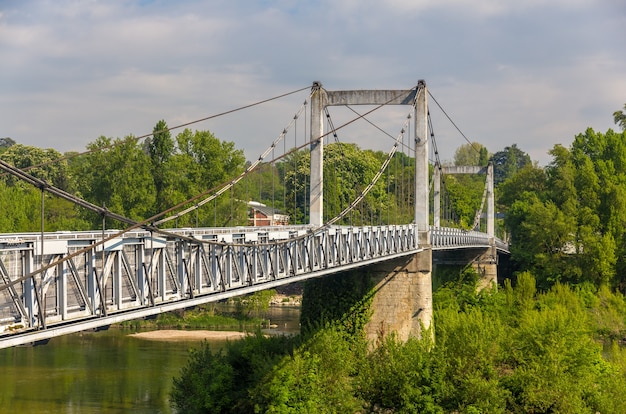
[1,0,625,166]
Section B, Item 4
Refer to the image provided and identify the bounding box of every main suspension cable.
[428,91,481,155]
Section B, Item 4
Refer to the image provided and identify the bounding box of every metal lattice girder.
[0,224,506,348]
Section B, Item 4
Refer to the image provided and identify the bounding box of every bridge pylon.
[309,80,433,341]
[432,163,498,288]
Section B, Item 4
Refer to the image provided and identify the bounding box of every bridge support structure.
[309,81,432,340]
[364,252,432,344]
[433,163,497,288]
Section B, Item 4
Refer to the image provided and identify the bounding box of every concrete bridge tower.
[432,164,498,289]
[309,81,432,342]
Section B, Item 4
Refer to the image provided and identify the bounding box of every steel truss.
[0,224,421,347]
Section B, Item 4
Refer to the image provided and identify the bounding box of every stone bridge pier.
[363,249,432,343]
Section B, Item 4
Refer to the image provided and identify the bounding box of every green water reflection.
[0,306,300,414]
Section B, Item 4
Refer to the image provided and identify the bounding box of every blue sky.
[1,0,624,165]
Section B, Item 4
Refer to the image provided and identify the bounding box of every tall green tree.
[280,142,393,226]
[504,128,626,289]
[614,103,626,130]
[453,142,489,166]
[75,136,155,227]
[167,129,246,227]
[0,144,74,190]
[145,120,176,215]
[490,144,531,185]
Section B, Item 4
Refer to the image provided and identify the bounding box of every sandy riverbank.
[128,329,249,342]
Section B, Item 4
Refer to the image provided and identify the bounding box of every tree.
[490,144,531,185]
[0,144,73,190]
[74,136,155,226]
[0,181,41,232]
[167,128,247,227]
[145,120,176,215]
[614,103,626,130]
[497,163,547,211]
[501,128,626,289]
[453,142,489,166]
[443,174,486,229]
[280,142,393,226]
[0,137,16,152]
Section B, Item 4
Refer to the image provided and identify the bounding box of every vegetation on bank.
[171,270,626,413]
[119,290,277,330]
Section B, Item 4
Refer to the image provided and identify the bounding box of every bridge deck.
[0,225,506,348]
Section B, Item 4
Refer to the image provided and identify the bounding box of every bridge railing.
[430,226,509,252]
[0,224,419,337]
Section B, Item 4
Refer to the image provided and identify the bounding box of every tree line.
[0,121,423,232]
[171,270,626,413]
[0,122,246,231]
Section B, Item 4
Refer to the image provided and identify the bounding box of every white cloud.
[0,0,623,168]
[379,0,594,17]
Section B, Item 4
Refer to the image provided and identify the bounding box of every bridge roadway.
[0,224,507,348]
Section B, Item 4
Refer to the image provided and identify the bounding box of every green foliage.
[454,142,489,167]
[0,181,41,232]
[166,128,247,227]
[171,343,236,414]
[280,142,396,226]
[172,271,626,414]
[497,163,547,210]
[357,335,443,413]
[443,174,486,229]
[73,135,156,227]
[231,290,276,318]
[125,304,259,329]
[300,270,374,337]
[172,333,300,414]
[0,123,248,232]
[614,103,626,130]
[503,127,626,289]
[145,119,176,215]
[490,144,532,185]
[256,327,366,413]
[0,144,73,189]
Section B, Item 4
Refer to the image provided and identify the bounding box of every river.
[0,306,301,414]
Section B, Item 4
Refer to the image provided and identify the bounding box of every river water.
[0,306,301,414]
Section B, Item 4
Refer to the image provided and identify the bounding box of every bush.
[172,274,626,414]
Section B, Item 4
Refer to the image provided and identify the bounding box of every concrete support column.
[486,162,495,240]
[414,80,429,243]
[365,253,433,344]
[309,81,326,227]
[433,165,441,228]
[474,245,498,290]
[412,81,433,339]
[481,163,497,289]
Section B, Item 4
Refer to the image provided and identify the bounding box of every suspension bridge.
[0,80,508,348]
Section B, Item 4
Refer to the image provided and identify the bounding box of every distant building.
[248,201,289,226]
